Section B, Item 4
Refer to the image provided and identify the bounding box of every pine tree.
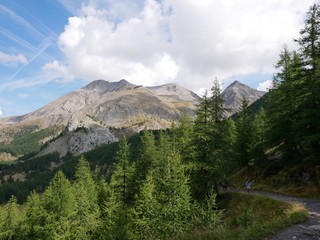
[23,191,46,239]
[133,131,157,185]
[156,149,192,238]
[192,79,227,195]
[99,183,131,240]
[0,196,22,240]
[42,170,74,239]
[235,96,253,166]
[110,137,134,205]
[198,190,223,231]
[295,3,320,154]
[171,114,196,174]
[71,156,100,239]
[132,173,160,240]
[251,108,268,164]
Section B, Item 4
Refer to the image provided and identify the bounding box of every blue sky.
[0,0,316,117]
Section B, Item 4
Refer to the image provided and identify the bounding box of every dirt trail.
[228,188,320,240]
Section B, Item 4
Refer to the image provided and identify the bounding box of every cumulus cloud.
[43,60,75,82]
[257,80,273,92]
[0,51,27,66]
[57,0,316,92]
[0,106,3,116]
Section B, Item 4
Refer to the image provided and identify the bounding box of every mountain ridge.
[222,80,266,116]
[0,79,265,157]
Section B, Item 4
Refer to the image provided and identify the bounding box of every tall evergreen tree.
[72,156,100,239]
[132,131,158,195]
[42,171,74,239]
[0,196,22,240]
[23,191,46,239]
[157,149,192,238]
[235,96,253,166]
[251,108,268,164]
[132,173,160,240]
[295,3,320,154]
[110,137,134,204]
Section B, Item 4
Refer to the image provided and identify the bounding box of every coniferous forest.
[0,3,319,240]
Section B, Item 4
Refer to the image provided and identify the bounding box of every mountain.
[0,79,199,157]
[0,79,266,158]
[221,80,266,116]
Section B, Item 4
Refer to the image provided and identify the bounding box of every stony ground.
[230,188,320,240]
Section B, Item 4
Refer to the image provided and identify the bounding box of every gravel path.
[228,188,320,240]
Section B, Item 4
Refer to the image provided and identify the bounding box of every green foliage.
[72,156,100,239]
[234,97,253,166]
[0,126,58,156]
[0,196,23,240]
[23,191,46,239]
[192,78,231,196]
[198,191,223,230]
[132,174,160,240]
[110,137,134,204]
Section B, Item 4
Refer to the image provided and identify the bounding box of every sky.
[0,0,317,117]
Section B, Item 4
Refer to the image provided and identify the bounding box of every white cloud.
[0,51,27,66]
[0,106,3,116]
[43,60,75,82]
[57,0,316,93]
[257,79,273,92]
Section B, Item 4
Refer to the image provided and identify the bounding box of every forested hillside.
[0,3,319,240]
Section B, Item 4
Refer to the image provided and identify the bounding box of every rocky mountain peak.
[82,79,136,93]
[226,80,247,89]
[221,80,266,116]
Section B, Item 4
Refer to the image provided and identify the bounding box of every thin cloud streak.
[7,41,52,82]
[0,4,45,40]
[0,26,56,61]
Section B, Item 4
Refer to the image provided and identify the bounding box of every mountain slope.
[221,80,266,116]
[0,79,199,157]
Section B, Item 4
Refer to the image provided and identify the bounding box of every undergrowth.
[172,192,308,240]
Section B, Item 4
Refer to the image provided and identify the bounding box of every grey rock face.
[0,79,199,157]
[221,80,266,116]
[38,125,117,157]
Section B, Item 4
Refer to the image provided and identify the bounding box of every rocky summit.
[0,79,265,157]
[0,79,199,157]
[221,80,266,116]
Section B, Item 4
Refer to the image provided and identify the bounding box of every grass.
[172,192,308,240]
[230,165,320,199]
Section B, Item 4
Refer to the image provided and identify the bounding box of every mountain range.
[0,79,264,158]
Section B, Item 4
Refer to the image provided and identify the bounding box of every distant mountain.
[0,79,265,158]
[0,79,199,157]
[221,80,266,116]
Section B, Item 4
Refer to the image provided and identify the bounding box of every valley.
[0,3,320,240]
